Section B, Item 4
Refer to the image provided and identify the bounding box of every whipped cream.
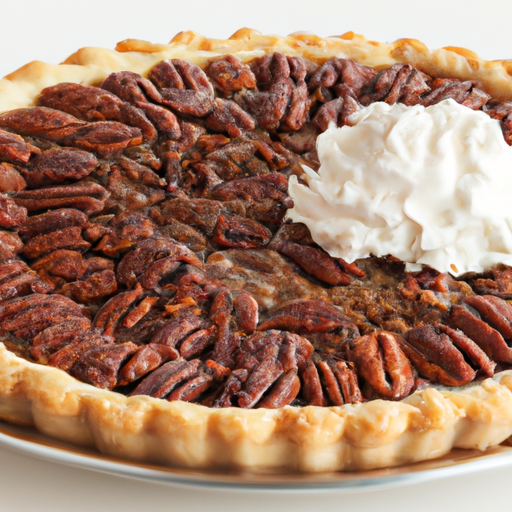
[287,99,512,275]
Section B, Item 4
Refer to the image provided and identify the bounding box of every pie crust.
[2,29,512,473]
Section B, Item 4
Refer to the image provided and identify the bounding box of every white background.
[1,0,512,510]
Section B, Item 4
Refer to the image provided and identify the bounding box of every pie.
[2,29,512,473]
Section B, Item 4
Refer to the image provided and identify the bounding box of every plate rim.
[2,420,512,493]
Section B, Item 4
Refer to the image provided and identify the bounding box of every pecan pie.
[2,29,512,472]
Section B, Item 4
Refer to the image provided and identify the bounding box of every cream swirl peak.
[287,99,512,275]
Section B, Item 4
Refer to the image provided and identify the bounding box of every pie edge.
[1,29,512,472]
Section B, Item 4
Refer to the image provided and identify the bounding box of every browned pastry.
[3,29,512,473]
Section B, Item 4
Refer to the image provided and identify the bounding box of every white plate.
[1,420,512,493]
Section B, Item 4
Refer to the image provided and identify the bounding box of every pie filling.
[2,53,512,410]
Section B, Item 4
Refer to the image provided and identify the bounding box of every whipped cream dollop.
[287,99,512,275]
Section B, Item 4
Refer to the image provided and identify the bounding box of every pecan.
[316,360,344,405]
[21,226,90,260]
[18,208,88,239]
[278,123,318,154]
[210,172,292,224]
[71,341,139,389]
[47,329,113,372]
[258,298,359,335]
[308,58,378,98]
[104,165,165,212]
[473,267,512,299]
[13,182,109,215]
[30,317,91,363]
[464,295,512,339]
[31,250,88,282]
[20,148,98,188]
[205,55,257,95]
[209,288,236,367]
[151,197,223,236]
[346,331,414,400]
[484,101,512,145]
[0,194,27,227]
[168,373,214,402]
[269,238,351,286]
[150,313,207,347]
[39,82,157,141]
[92,284,144,336]
[130,358,201,398]
[162,122,206,154]
[333,360,364,404]
[94,211,157,257]
[0,163,27,192]
[187,162,223,198]
[179,325,217,359]
[233,291,259,333]
[401,324,476,386]
[0,258,53,302]
[117,343,179,386]
[204,98,256,138]
[232,330,313,408]
[450,304,512,363]
[312,85,360,131]
[116,237,203,289]
[309,358,364,406]
[237,342,284,408]
[50,122,144,159]
[256,368,300,408]
[438,324,495,377]
[212,213,271,249]
[158,220,208,255]
[0,231,23,260]
[0,128,34,164]
[198,140,272,181]
[212,368,248,408]
[149,60,214,117]
[121,296,159,328]
[0,107,143,158]
[300,359,327,406]
[59,269,118,304]
[1,293,87,340]
[0,107,84,137]
[235,52,294,131]
[117,157,165,189]
[421,79,490,109]
[360,64,431,106]
[102,71,181,140]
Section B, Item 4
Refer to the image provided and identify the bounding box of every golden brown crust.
[2,29,512,472]
[2,28,512,114]
[2,343,512,472]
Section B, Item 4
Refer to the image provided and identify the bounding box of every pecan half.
[13,182,109,215]
[235,53,294,131]
[0,194,27,228]
[205,55,257,95]
[0,128,34,164]
[212,213,272,249]
[19,148,98,189]
[400,324,476,386]
[39,82,157,141]
[0,163,27,192]
[450,304,512,364]
[149,60,214,117]
[71,341,139,389]
[102,71,181,140]
[258,298,359,335]
[346,331,414,400]
[116,237,203,289]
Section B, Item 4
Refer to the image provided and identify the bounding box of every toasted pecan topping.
[1,52,512,408]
